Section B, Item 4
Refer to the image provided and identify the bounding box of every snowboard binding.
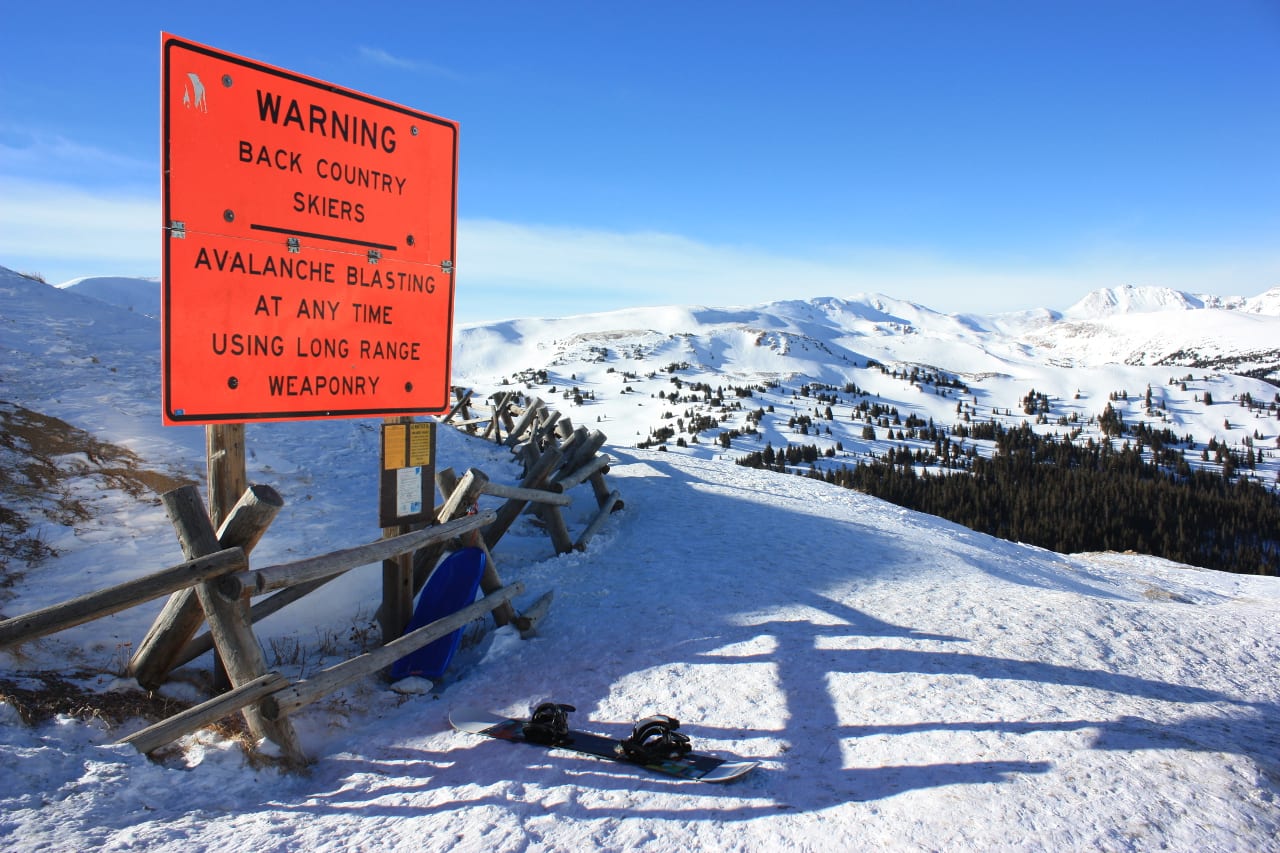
[523,702,576,745]
[616,714,692,764]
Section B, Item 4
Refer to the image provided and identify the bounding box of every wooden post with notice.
[378,418,437,644]
[381,416,414,643]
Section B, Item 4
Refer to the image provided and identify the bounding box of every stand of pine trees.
[738,424,1280,576]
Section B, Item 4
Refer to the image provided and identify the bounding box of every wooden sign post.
[379,418,437,640]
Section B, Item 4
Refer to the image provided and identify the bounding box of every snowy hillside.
[2,266,1279,850]
[58,275,162,319]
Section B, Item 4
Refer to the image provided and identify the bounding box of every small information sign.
[379,420,437,528]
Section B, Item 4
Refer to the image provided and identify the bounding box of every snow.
[2,267,1279,851]
[58,275,162,319]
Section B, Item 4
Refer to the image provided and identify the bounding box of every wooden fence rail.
[261,582,525,721]
[0,547,247,650]
[221,510,497,597]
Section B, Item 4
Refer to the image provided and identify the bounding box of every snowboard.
[449,706,757,783]
[390,548,487,681]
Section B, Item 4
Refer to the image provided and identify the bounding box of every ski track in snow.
[1,269,1278,851]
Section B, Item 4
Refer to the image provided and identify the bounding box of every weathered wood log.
[130,484,283,689]
[554,453,611,492]
[449,416,492,428]
[471,538,515,627]
[433,470,515,627]
[409,468,490,593]
[483,391,514,442]
[439,468,489,520]
[380,537,413,645]
[118,672,289,755]
[206,424,247,531]
[539,504,575,555]
[224,511,497,596]
[159,485,306,764]
[533,409,562,447]
[206,424,248,695]
[216,484,283,555]
[504,397,544,447]
[560,429,607,477]
[515,590,554,639]
[555,427,587,467]
[482,446,562,548]
[192,578,308,764]
[575,490,623,551]
[480,480,572,507]
[128,484,224,686]
[0,547,246,650]
[589,469,619,509]
[442,387,473,424]
[499,397,517,434]
[261,582,524,721]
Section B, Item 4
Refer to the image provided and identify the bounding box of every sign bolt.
[406,234,415,246]
[405,382,414,392]
[222,74,233,88]
[227,377,239,389]
[223,209,235,223]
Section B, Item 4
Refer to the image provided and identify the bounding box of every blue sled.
[390,547,487,681]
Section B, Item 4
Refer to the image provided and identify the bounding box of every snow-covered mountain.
[58,274,161,318]
[441,284,1280,496]
[1063,283,1280,319]
[2,266,1278,850]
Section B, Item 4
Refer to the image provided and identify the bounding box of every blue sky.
[2,1,1278,323]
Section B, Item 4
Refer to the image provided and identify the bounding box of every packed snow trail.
[3,448,1277,851]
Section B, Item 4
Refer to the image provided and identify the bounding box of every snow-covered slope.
[58,274,161,319]
[2,266,1278,850]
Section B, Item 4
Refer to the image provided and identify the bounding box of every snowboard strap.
[616,714,692,764]
[523,702,576,745]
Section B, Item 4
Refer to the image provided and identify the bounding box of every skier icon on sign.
[183,73,207,112]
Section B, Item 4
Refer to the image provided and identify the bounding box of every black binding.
[523,702,576,745]
[616,714,692,763]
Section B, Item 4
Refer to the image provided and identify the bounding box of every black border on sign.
[161,33,458,423]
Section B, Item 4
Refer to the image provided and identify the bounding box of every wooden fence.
[0,398,623,768]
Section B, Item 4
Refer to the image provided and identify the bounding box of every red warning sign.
[161,33,458,424]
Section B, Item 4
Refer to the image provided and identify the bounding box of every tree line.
[736,423,1280,576]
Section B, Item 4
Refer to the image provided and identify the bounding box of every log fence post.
[482,446,562,549]
[505,398,544,447]
[155,485,307,765]
[129,484,283,690]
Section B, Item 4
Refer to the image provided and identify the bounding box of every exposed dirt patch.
[0,669,191,727]
[0,400,193,576]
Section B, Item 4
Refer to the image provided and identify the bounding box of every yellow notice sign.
[384,424,407,469]
[379,420,436,527]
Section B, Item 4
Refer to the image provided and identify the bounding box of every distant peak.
[1065,285,1203,319]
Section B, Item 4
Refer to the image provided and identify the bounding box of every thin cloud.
[0,125,153,182]
[0,177,157,281]
[357,46,461,80]
[455,219,1280,323]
